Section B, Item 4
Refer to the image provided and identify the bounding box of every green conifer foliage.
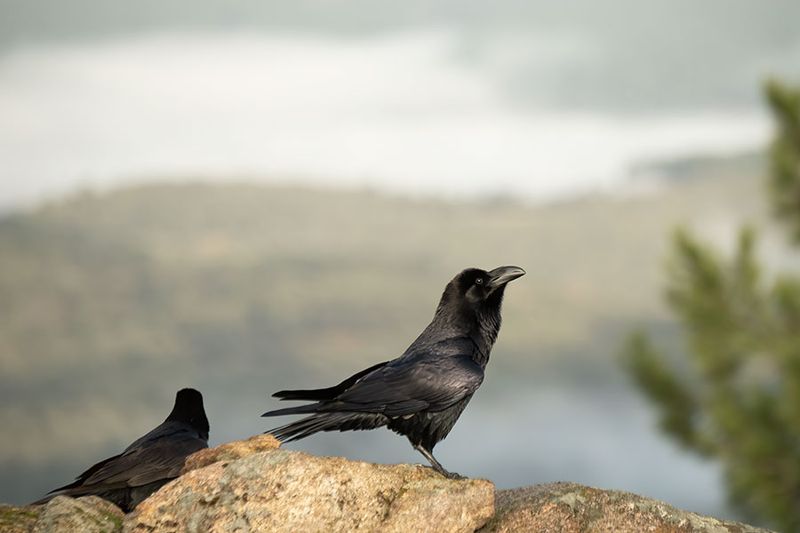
[623,81,800,531]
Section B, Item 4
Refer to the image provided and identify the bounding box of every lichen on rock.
[481,482,773,533]
[1,492,124,532]
[0,505,40,533]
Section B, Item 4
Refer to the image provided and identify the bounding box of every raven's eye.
[475,278,484,285]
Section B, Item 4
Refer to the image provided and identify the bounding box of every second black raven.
[34,388,209,512]
[262,265,525,478]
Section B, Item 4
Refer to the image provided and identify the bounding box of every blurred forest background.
[625,82,800,531]
[1,1,799,529]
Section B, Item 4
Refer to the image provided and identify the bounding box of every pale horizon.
[0,26,780,211]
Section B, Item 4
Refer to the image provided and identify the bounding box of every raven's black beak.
[487,266,526,290]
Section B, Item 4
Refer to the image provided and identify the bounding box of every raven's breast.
[387,395,474,450]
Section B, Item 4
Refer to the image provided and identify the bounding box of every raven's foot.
[413,444,465,479]
[438,469,465,480]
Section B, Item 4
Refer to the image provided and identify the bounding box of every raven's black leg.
[413,444,464,479]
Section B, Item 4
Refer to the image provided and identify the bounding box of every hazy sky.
[0,1,798,209]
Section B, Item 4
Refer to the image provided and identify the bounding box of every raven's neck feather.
[410,297,503,369]
[471,305,501,367]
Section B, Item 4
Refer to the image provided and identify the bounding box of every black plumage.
[263,265,525,478]
[34,388,209,512]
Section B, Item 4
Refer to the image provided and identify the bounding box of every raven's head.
[438,265,525,315]
[454,265,525,306]
[167,388,210,440]
[427,266,525,360]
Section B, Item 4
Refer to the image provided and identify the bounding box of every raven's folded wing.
[46,454,122,494]
[329,354,484,416]
[78,427,207,489]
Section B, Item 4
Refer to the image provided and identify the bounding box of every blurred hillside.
[0,153,781,510]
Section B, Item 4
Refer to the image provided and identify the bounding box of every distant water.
[0,31,769,210]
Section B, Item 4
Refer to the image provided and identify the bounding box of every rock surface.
[481,482,773,533]
[32,496,123,533]
[125,444,494,533]
[0,496,124,533]
[181,433,281,473]
[0,505,40,533]
[2,438,776,533]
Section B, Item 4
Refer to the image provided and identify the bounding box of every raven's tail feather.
[272,361,389,402]
[31,486,91,506]
[272,387,342,402]
[31,494,57,506]
[267,412,388,442]
[261,403,326,418]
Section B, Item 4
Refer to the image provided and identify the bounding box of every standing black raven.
[262,266,525,478]
[34,388,209,512]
